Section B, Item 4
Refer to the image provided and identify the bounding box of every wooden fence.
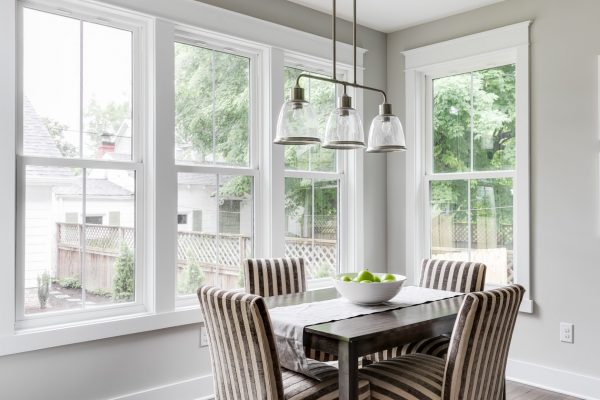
[55,223,337,291]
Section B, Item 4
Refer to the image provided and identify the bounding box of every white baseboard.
[507,358,600,400]
[108,359,600,400]
[109,374,214,400]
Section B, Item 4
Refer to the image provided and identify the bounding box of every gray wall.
[0,1,388,399]
[387,0,600,379]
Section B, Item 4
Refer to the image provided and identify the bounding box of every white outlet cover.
[199,326,210,347]
[560,322,574,344]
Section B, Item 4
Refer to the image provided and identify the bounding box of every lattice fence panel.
[285,238,337,279]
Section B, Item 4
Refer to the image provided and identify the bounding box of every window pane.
[84,169,136,304]
[430,180,469,261]
[473,65,516,171]
[82,23,133,160]
[432,65,516,173]
[23,9,133,160]
[432,74,471,173]
[470,178,513,285]
[177,173,253,295]
[175,44,250,167]
[24,166,82,314]
[23,9,80,158]
[24,166,137,315]
[284,67,336,172]
[285,178,338,280]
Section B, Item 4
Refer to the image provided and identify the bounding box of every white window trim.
[0,0,367,355]
[403,21,532,313]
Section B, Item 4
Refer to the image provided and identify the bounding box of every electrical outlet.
[199,326,209,347]
[560,322,574,343]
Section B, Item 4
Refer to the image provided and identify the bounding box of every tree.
[42,117,77,157]
[113,243,134,301]
[431,65,515,226]
[84,98,130,152]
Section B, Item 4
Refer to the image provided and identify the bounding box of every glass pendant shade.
[322,95,365,149]
[366,104,406,153]
[274,87,321,145]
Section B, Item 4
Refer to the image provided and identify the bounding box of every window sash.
[15,3,147,327]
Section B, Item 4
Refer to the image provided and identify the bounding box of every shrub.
[60,275,81,290]
[113,243,135,301]
[88,288,112,298]
[37,271,51,309]
[178,256,205,295]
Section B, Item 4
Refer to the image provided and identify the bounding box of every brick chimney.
[97,132,115,158]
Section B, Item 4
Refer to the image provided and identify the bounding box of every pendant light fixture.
[275,0,406,154]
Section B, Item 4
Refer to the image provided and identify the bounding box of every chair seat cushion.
[282,361,370,400]
[360,354,445,400]
[364,335,450,362]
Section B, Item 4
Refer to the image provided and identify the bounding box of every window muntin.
[174,42,250,167]
[428,65,516,286]
[174,40,255,297]
[19,7,141,320]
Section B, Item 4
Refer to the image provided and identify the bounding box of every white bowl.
[333,273,407,305]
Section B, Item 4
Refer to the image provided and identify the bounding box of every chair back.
[244,257,306,297]
[197,286,283,400]
[443,284,525,400]
[420,258,487,293]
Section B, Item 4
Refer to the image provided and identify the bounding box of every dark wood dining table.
[265,287,464,400]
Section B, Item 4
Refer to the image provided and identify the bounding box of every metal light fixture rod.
[294,0,388,102]
[353,0,357,85]
[294,73,388,103]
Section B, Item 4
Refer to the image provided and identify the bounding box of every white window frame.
[0,0,366,355]
[172,29,261,308]
[403,21,532,312]
[15,0,150,329]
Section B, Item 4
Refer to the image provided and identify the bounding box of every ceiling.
[287,0,505,33]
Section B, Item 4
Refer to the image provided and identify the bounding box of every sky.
[23,7,132,151]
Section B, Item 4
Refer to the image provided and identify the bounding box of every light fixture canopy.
[273,0,406,155]
[323,94,365,149]
[274,86,321,145]
[367,103,406,153]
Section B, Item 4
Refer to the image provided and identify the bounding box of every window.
[18,6,142,324]
[174,41,255,295]
[177,214,188,225]
[85,215,104,225]
[403,22,531,310]
[283,66,342,281]
[428,66,515,285]
[5,0,365,349]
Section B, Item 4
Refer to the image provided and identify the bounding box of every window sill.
[0,307,202,357]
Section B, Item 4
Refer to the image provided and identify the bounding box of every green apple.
[341,275,352,282]
[359,280,373,284]
[372,275,381,283]
[382,273,396,282]
[355,269,375,282]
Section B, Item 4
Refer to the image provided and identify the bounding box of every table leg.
[338,341,359,400]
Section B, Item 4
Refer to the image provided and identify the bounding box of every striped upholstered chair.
[198,286,371,400]
[244,257,336,362]
[244,258,306,297]
[360,284,525,400]
[364,259,486,362]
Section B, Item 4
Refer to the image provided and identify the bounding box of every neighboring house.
[23,99,251,290]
